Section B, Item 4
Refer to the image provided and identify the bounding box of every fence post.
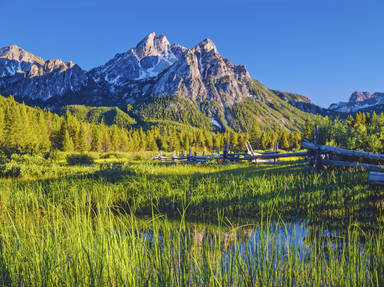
[274,141,278,163]
[224,143,228,160]
[314,125,322,171]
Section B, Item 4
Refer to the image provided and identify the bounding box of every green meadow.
[0,155,383,286]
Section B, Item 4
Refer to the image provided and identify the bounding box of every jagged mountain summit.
[329,91,384,113]
[86,33,254,109]
[89,33,185,85]
[0,33,309,131]
[0,45,87,101]
[0,44,45,76]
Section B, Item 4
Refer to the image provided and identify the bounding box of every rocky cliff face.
[81,33,261,128]
[0,33,310,131]
[0,34,277,107]
[89,33,184,87]
[87,34,253,109]
[329,91,384,113]
[140,38,251,105]
[349,91,372,103]
[0,45,87,101]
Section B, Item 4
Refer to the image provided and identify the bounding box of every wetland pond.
[113,216,379,285]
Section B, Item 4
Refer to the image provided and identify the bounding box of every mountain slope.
[60,105,136,129]
[270,90,347,118]
[0,33,313,132]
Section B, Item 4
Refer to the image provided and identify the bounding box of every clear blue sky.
[1,0,383,107]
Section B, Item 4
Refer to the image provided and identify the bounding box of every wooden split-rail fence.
[302,140,384,185]
[153,125,384,186]
[152,141,308,164]
[302,126,384,186]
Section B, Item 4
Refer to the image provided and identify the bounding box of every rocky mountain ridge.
[89,33,185,85]
[0,33,312,131]
[329,91,384,113]
[0,45,87,101]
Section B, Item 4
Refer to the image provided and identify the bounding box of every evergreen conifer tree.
[280,131,290,150]
[101,130,111,153]
[77,125,89,152]
[62,128,74,152]
[90,127,102,152]
[302,117,313,140]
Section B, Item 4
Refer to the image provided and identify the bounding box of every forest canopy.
[1,95,383,157]
[0,96,302,156]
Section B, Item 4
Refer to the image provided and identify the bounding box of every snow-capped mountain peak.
[329,91,384,113]
[0,45,87,101]
[90,32,185,84]
[349,91,372,103]
[135,32,173,59]
[0,44,45,65]
[194,38,218,54]
[0,34,314,131]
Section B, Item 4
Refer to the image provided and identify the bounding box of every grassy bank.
[0,159,383,285]
[1,160,382,225]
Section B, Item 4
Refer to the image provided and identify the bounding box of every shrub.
[0,154,50,178]
[47,150,68,162]
[99,152,131,160]
[133,154,145,161]
[87,152,100,160]
[66,154,95,166]
[99,152,118,159]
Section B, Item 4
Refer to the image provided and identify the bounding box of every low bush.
[133,154,145,161]
[66,154,95,166]
[99,152,134,160]
[0,153,50,178]
[87,152,100,160]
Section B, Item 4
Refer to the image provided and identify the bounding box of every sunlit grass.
[0,158,383,286]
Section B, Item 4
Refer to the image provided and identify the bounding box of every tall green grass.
[0,161,383,285]
[2,161,381,225]
[0,206,382,286]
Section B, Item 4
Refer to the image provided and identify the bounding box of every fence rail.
[368,172,384,186]
[303,140,384,163]
[302,126,384,185]
[152,125,384,186]
[152,141,307,164]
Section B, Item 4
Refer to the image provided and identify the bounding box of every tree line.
[0,96,304,156]
[305,112,384,153]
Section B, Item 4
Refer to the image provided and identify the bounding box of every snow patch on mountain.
[0,45,87,101]
[89,33,185,84]
[211,116,222,129]
[329,91,384,113]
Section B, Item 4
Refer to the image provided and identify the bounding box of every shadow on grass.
[0,243,12,286]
